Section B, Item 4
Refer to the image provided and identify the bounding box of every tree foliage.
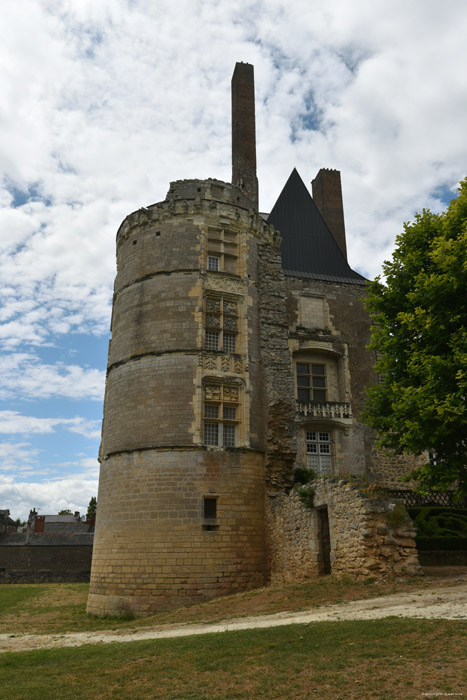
[364,179,467,496]
[58,509,72,515]
[87,497,97,515]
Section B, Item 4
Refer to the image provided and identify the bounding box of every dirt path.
[1,581,466,654]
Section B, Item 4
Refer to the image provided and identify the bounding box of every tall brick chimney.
[312,169,347,260]
[231,62,258,210]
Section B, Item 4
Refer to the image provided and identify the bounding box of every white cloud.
[0,471,99,522]
[0,354,105,400]
[0,441,41,474]
[0,1,467,495]
[0,411,101,439]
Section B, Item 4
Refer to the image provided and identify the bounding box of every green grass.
[1,619,466,700]
[0,574,442,636]
[0,584,44,614]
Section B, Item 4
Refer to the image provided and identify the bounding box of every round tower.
[86,179,278,615]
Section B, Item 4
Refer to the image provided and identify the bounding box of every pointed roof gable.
[267,169,365,283]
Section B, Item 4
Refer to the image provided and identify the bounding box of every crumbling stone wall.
[368,447,422,489]
[258,241,297,490]
[267,479,422,582]
[313,479,422,578]
[266,489,319,583]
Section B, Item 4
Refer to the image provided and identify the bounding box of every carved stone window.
[207,227,238,274]
[204,383,239,447]
[306,431,332,475]
[297,363,326,403]
[205,295,238,353]
[208,255,220,271]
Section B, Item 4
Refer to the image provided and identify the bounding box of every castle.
[86,63,420,617]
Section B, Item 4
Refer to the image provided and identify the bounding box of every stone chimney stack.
[231,62,258,210]
[312,169,347,260]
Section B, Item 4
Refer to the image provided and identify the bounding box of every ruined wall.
[313,479,422,578]
[266,479,422,582]
[266,489,319,583]
[258,242,297,491]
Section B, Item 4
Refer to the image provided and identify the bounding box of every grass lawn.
[0,574,449,635]
[1,618,466,700]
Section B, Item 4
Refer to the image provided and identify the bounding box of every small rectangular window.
[205,404,219,419]
[207,228,238,273]
[306,431,332,475]
[204,384,239,447]
[203,497,217,519]
[296,363,327,403]
[223,333,236,353]
[223,424,236,447]
[204,422,219,445]
[205,331,219,350]
[208,255,220,271]
[204,295,238,353]
[223,406,236,420]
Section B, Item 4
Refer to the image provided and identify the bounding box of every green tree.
[58,509,72,515]
[87,497,97,515]
[364,179,467,496]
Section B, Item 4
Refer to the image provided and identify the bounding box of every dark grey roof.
[267,169,366,282]
[283,269,366,285]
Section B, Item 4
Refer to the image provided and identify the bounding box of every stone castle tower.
[87,64,421,616]
[87,64,296,616]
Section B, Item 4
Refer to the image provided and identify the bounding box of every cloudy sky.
[1,0,466,521]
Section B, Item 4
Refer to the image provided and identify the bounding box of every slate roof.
[267,168,366,284]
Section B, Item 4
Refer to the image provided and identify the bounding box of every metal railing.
[385,489,467,509]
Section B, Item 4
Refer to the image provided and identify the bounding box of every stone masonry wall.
[266,490,320,583]
[313,479,422,578]
[368,448,422,489]
[267,479,422,583]
[0,544,92,583]
[258,241,297,490]
[89,178,274,616]
[88,448,266,615]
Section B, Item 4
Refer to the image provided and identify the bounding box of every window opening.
[205,296,238,353]
[203,497,217,519]
[204,384,239,447]
[306,431,332,475]
[297,363,327,403]
[207,227,238,274]
[208,255,220,271]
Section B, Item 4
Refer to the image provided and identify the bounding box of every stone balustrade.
[297,400,352,419]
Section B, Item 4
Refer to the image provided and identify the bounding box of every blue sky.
[1,0,467,520]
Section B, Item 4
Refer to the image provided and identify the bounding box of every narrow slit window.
[203,497,217,519]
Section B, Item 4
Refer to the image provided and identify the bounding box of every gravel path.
[1,582,466,654]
